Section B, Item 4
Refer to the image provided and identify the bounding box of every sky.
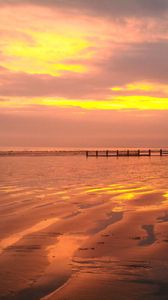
[0,0,168,147]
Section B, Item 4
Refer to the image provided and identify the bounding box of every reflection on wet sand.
[0,218,59,254]
[0,156,168,300]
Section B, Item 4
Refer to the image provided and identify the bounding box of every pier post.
[85,148,166,158]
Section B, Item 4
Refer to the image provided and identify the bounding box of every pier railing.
[86,149,168,157]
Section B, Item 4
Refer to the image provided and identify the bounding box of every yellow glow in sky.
[112,82,154,92]
[38,96,168,110]
[1,95,168,110]
[111,82,168,94]
[1,32,92,76]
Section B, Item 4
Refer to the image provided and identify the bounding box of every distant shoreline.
[0,148,168,157]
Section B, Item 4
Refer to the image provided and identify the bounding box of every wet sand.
[0,156,168,299]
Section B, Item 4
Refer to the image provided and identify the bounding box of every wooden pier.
[86,149,168,158]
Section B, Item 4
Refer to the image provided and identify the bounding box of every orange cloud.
[0,3,168,112]
[1,4,168,79]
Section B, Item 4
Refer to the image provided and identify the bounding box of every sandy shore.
[0,156,168,300]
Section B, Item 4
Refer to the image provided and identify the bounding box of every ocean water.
[0,155,168,300]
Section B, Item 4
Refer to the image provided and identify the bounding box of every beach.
[0,154,168,300]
